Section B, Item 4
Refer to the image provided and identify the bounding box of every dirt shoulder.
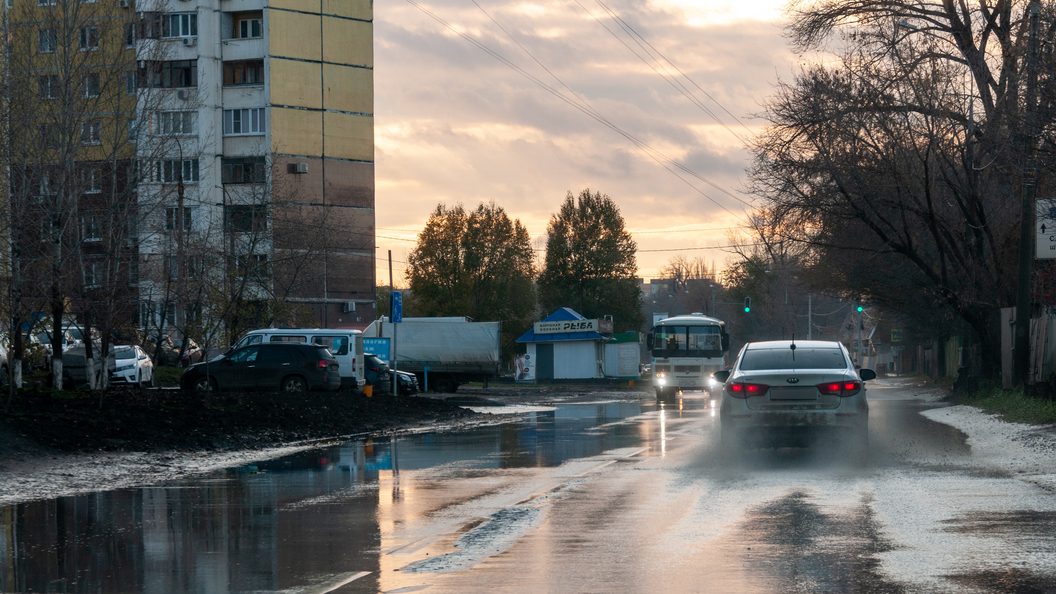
[0,386,489,505]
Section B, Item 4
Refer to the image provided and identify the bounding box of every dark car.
[180,343,340,393]
[395,370,419,395]
[364,354,392,394]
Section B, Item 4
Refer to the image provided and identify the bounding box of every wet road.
[2,379,1056,593]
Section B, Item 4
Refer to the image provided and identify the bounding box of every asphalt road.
[368,378,1056,594]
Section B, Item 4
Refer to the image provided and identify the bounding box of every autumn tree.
[746,0,1056,378]
[407,202,536,355]
[538,189,643,332]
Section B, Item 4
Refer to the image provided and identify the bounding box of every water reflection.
[0,399,662,593]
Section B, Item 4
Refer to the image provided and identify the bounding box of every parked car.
[109,345,155,387]
[145,335,203,367]
[36,330,77,354]
[395,369,419,395]
[180,342,341,393]
[231,328,365,390]
[715,339,876,460]
[363,354,392,394]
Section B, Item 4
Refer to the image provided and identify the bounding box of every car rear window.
[739,348,848,371]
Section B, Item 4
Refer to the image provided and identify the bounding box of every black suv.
[364,354,392,394]
[180,343,340,393]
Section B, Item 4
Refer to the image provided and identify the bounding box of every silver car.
[714,340,875,459]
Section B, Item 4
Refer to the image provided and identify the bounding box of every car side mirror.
[859,368,876,381]
[712,369,731,383]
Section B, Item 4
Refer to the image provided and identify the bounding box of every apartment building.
[135,0,377,335]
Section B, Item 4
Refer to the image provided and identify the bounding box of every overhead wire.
[403,0,754,220]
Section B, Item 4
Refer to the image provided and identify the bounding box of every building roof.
[516,308,607,343]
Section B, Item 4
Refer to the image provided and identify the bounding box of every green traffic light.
[857,305,863,312]
[744,307,750,313]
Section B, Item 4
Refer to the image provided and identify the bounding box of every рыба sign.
[534,319,601,334]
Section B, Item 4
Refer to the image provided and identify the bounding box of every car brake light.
[728,382,769,398]
[319,359,330,369]
[817,381,861,397]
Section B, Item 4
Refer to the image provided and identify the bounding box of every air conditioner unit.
[342,302,355,313]
[182,37,197,47]
[176,89,191,100]
[288,163,308,174]
[118,0,130,8]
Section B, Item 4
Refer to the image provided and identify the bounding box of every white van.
[232,328,365,390]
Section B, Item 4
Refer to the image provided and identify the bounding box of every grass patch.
[953,384,1056,425]
[153,366,184,388]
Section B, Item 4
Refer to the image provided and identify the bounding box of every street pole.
[857,306,863,367]
[808,294,812,340]
[1014,0,1041,389]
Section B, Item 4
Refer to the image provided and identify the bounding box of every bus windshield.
[654,325,722,352]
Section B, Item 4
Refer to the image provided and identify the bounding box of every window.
[223,108,264,135]
[165,206,192,231]
[222,60,264,86]
[83,73,100,98]
[40,124,61,148]
[155,159,199,183]
[233,12,263,38]
[739,348,850,371]
[126,72,137,96]
[82,215,102,240]
[225,205,267,233]
[128,119,138,142]
[83,168,101,193]
[83,261,100,288]
[237,254,269,279]
[38,28,56,53]
[157,111,196,135]
[81,121,101,145]
[38,0,57,7]
[79,26,99,50]
[39,175,58,196]
[39,75,59,100]
[185,256,203,278]
[164,254,178,278]
[221,156,266,183]
[125,23,136,48]
[128,260,139,285]
[140,60,197,88]
[161,13,197,38]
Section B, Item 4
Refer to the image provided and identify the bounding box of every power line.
[404,0,754,220]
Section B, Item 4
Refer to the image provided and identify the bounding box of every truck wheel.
[434,377,456,393]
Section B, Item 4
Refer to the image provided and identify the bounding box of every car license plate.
[769,387,818,400]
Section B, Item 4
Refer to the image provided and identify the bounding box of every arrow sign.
[1037,198,1056,260]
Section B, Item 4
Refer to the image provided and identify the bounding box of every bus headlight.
[657,373,666,386]
[708,376,719,387]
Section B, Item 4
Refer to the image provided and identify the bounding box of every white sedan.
[109,345,155,387]
[715,339,875,460]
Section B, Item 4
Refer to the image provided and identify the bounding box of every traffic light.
[744,297,751,313]
[856,301,863,313]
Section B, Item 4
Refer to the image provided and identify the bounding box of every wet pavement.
[2,379,1055,593]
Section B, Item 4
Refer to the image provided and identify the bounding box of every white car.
[715,339,875,459]
[109,345,155,387]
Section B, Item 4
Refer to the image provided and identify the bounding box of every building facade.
[134,0,377,337]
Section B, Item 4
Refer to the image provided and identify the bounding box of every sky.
[373,0,799,285]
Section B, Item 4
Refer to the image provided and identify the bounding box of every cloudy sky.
[373,0,799,284]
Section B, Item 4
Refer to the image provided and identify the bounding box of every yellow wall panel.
[269,11,321,62]
[323,18,372,68]
[323,64,372,115]
[323,0,372,21]
[324,112,373,162]
[271,59,322,109]
[269,0,321,14]
[271,107,323,157]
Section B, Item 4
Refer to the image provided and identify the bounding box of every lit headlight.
[657,373,666,386]
[709,377,719,387]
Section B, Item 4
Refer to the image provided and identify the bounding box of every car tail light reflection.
[319,359,331,369]
[728,382,769,398]
[817,381,862,397]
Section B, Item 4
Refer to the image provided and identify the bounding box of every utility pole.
[1014,0,1041,389]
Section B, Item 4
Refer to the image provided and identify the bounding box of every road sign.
[390,290,402,323]
[1036,198,1056,259]
[363,338,390,362]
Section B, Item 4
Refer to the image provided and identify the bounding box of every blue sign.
[363,338,390,363]
[391,291,403,323]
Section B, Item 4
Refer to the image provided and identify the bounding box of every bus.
[647,313,730,397]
